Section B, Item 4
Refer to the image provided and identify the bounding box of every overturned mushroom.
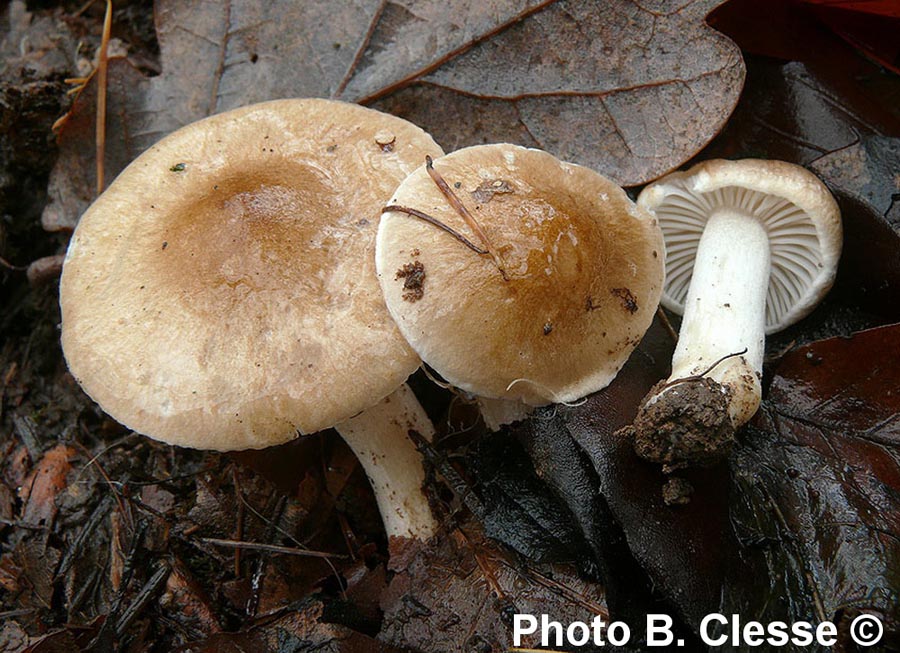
[60,99,444,540]
[376,144,664,425]
[628,159,842,490]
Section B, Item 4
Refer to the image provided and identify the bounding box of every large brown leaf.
[721,326,900,649]
[378,521,608,652]
[43,0,743,231]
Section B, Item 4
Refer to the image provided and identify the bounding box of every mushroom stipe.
[624,159,842,501]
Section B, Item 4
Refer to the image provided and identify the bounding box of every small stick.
[200,537,347,559]
[384,205,488,255]
[114,561,170,636]
[656,306,679,344]
[425,156,508,280]
[232,468,244,577]
[96,0,112,194]
[0,256,26,271]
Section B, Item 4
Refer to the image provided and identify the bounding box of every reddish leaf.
[800,0,900,74]
[18,444,77,528]
[724,326,900,647]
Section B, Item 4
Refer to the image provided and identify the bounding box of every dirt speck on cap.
[611,287,638,314]
[471,179,513,204]
[396,261,426,302]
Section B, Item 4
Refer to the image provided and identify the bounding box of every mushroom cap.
[638,159,842,334]
[376,144,664,406]
[60,98,444,451]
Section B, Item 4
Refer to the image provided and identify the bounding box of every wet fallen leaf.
[372,0,744,185]
[379,520,606,652]
[514,322,900,649]
[470,431,596,572]
[723,324,900,649]
[0,541,62,612]
[43,0,745,231]
[18,444,77,528]
[810,135,900,220]
[159,560,222,640]
[544,322,735,629]
[184,598,404,653]
[799,0,900,75]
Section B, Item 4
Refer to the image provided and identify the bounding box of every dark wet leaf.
[43,0,744,231]
[724,325,900,649]
[536,324,900,649]
[507,408,680,632]
[811,136,900,219]
[379,519,606,652]
[799,0,900,75]
[470,431,596,572]
[542,322,737,628]
[183,598,404,653]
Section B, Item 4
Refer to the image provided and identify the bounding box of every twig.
[200,537,347,559]
[0,609,35,620]
[56,495,114,578]
[509,561,608,618]
[384,205,488,255]
[234,487,346,599]
[115,561,170,636]
[0,256,27,271]
[656,306,679,344]
[407,428,484,518]
[0,517,48,530]
[425,156,508,280]
[96,0,112,194]
[232,468,244,577]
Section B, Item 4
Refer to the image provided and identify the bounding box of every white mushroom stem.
[652,209,769,425]
[334,384,436,541]
[476,397,535,432]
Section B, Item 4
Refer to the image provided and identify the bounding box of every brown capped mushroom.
[376,144,664,425]
[628,159,842,486]
[60,98,444,540]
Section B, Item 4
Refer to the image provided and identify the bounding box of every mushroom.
[375,144,664,424]
[628,159,842,482]
[60,98,444,540]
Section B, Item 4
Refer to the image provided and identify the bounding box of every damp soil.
[628,377,736,471]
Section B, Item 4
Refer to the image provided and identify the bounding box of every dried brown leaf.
[44,0,743,230]
[375,0,744,185]
[18,444,76,528]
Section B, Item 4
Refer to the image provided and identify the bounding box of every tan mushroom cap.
[60,99,444,451]
[376,144,664,405]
